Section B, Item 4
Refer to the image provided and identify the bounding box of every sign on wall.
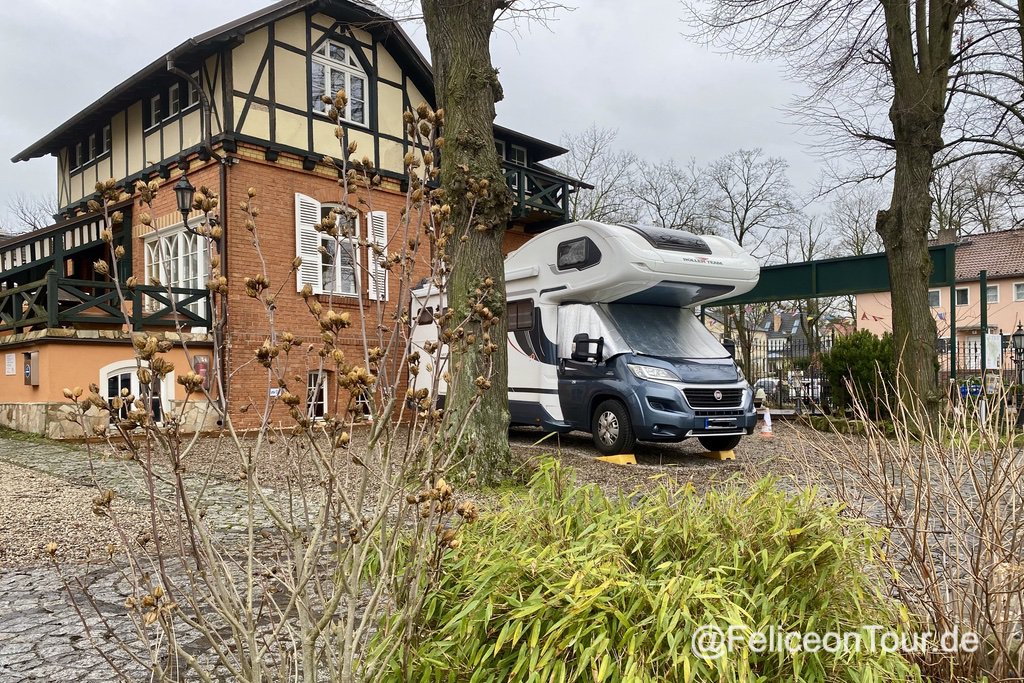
[4,353,14,376]
[985,333,1002,370]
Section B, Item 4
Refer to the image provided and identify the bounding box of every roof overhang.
[12,0,429,163]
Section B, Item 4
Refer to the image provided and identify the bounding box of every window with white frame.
[928,289,940,308]
[187,71,201,107]
[88,134,97,161]
[320,204,359,296]
[101,125,111,154]
[509,144,527,166]
[307,371,327,420]
[144,225,207,314]
[1015,282,1024,301]
[955,287,970,306]
[295,194,389,300]
[168,83,180,117]
[987,284,999,304]
[74,142,83,169]
[310,40,366,125]
[103,360,166,424]
[148,94,161,128]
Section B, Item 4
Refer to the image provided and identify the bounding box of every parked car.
[753,378,790,403]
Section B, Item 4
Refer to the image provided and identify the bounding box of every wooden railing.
[0,271,211,334]
[502,163,569,219]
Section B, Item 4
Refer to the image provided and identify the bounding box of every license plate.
[704,418,736,429]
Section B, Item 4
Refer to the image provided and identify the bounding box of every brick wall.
[123,145,541,430]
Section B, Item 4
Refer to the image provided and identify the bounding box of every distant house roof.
[953,229,1024,281]
[756,312,807,341]
[12,0,568,164]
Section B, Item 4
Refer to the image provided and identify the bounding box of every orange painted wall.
[0,341,205,403]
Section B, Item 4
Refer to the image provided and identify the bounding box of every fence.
[735,335,1024,412]
[0,271,211,334]
[736,338,833,413]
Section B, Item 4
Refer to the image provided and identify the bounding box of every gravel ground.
[0,419,815,571]
[0,459,151,568]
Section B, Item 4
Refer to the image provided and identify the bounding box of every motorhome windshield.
[602,304,729,360]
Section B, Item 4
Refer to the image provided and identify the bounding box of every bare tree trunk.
[876,138,940,410]
[422,0,514,482]
[874,0,960,417]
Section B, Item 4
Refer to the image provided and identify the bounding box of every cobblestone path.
[0,437,289,682]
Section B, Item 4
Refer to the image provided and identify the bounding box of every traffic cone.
[760,408,774,439]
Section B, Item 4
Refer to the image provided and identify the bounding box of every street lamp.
[174,174,195,227]
[1012,323,1024,426]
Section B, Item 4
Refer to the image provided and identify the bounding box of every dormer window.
[311,40,366,125]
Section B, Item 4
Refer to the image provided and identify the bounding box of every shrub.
[796,372,1024,680]
[381,461,919,682]
[821,330,895,414]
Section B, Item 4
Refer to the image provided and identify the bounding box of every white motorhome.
[411,221,761,454]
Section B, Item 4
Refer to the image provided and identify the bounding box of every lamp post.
[1013,324,1024,426]
[174,174,195,227]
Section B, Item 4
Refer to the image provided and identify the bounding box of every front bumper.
[629,380,756,442]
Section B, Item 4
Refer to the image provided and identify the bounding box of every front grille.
[693,408,746,418]
[684,388,744,408]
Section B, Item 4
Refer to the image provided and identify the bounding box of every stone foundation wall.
[0,399,220,440]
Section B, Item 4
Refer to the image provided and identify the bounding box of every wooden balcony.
[0,271,211,334]
[503,163,570,228]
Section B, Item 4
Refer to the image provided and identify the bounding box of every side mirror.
[571,333,604,363]
[722,337,736,359]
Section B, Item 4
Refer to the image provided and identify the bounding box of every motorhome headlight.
[627,364,680,383]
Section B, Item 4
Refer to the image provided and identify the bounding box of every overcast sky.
[0,0,820,230]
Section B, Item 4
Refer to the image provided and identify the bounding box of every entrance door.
[104,365,163,423]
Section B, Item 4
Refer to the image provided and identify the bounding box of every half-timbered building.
[1,0,577,437]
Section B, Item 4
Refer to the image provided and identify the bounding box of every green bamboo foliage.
[379,461,922,682]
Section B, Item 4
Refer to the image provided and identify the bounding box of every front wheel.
[592,400,636,455]
[698,434,742,452]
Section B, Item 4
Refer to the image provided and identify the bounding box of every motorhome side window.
[557,237,600,271]
[416,306,434,325]
[507,300,534,331]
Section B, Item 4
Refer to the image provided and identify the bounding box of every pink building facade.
[855,229,1024,375]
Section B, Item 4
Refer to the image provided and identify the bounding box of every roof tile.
[954,229,1024,280]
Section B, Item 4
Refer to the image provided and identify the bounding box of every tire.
[592,399,636,455]
[698,434,742,452]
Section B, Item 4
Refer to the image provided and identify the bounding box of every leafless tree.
[931,157,1022,236]
[827,184,887,319]
[2,193,56,235]
[702,148,799,376]
[686,0,971,415]
[631,159,715,232]
[417,0,570,481]
[555,125,640,223]
[781,215,841,349]
[830,185,887,256]
[705,148,797,259]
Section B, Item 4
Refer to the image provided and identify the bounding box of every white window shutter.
[295,193,323,294]
[367,211,389,301]
[352,212,362,296]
